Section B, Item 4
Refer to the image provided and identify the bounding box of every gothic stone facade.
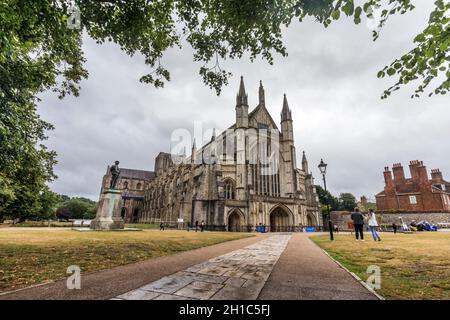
[376,160,450,212]
[100,167,155,222]
[100,78,321,231]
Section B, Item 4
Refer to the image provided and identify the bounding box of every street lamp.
[318,159,333,241]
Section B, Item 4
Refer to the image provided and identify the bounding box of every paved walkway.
[259,233,378,300]
[114,234,290,300]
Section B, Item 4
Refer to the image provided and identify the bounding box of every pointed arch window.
[224,179,236,200]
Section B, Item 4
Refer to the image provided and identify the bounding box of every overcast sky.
[37,1,449,201]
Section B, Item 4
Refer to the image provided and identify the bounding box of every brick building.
[375,160,450,212]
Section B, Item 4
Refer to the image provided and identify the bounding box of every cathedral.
[99,77,321,231]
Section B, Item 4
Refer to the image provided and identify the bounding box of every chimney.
[383,166,393,187]
[431,169,443,182]
[417,161,429,184]
[409,160,420,181]
[392,163,405,183]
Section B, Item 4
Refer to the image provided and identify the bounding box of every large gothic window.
[224,179,235,200]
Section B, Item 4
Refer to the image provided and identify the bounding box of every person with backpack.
[350,207,365,241]
[368,209,381,241]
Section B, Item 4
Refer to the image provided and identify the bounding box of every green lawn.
[0,229,253,293]
[310,232,450,300]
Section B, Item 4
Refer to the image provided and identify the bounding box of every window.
[409,195,417,204]
[224,179,235,200]
[136,182,142,190]
[123,181,128,189]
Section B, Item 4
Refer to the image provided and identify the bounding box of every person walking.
[187,221,190,232]
[350,207,365,241]
[368,209,381,241]
[200,220,205,232]
[392,222,397,234]
[195,220,199,232]
[159,221,165,231]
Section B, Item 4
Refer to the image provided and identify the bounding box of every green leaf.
[331,9,340,20]
[387,68,396,76]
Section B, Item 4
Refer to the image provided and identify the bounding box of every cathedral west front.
[99,77,321,231]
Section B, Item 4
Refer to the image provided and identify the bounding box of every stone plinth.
[91,189,124,230]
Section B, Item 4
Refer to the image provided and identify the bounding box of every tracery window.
[224,179,236,200]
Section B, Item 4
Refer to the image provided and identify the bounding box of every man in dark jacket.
[351,207,365,241]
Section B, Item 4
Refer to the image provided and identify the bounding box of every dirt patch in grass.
[0,229,253,293]
[310,232,450,300]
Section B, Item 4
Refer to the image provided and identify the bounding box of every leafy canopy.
[1,0,447,99]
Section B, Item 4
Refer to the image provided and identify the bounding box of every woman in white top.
[368,209,381,241]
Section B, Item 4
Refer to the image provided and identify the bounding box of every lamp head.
[318,158,327,175]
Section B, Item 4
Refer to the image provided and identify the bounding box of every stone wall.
[331,211,450,230]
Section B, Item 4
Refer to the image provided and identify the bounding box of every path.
[258,233,378,300]
[114,234,290,300]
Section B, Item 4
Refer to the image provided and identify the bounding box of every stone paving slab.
[114,234,291,300]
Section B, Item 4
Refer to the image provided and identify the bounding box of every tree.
[315,185,339,210]
[55,196,97,220]
[338,193,358,211]
[84,205,97,219]
[1,1,447,98]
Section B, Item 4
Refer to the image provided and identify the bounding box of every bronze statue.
[109,160,120,189]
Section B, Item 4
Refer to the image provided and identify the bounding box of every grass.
[0,221,74,228]
[310,232,450,300]
[0,229,253,293]
[125,223,159,229]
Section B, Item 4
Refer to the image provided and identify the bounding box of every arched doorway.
[227,210,243,232]
[270,205,292,232]
[133,208,139,223]
[306,213,317,227]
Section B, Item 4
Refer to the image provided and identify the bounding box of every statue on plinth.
[109,161,120,189]
[91,160,124,230]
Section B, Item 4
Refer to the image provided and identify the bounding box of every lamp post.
[318,159,333,241]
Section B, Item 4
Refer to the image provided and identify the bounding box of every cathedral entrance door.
[270,206,291,232]
[227,210,243,232]
[307,213,317,227]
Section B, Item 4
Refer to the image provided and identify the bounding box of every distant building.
[375,160,450,212]
[100,167,155,222]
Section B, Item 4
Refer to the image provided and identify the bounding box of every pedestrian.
[350,207,365,241]
[368,209,381,241]
[392,222,397,234]
[187,221,190,232]
[200,220,205,232]
[159,221,165,231]
[195,220,199,232]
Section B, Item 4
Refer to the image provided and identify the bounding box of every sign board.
[177,218,184,223]
[305,226,316,232]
